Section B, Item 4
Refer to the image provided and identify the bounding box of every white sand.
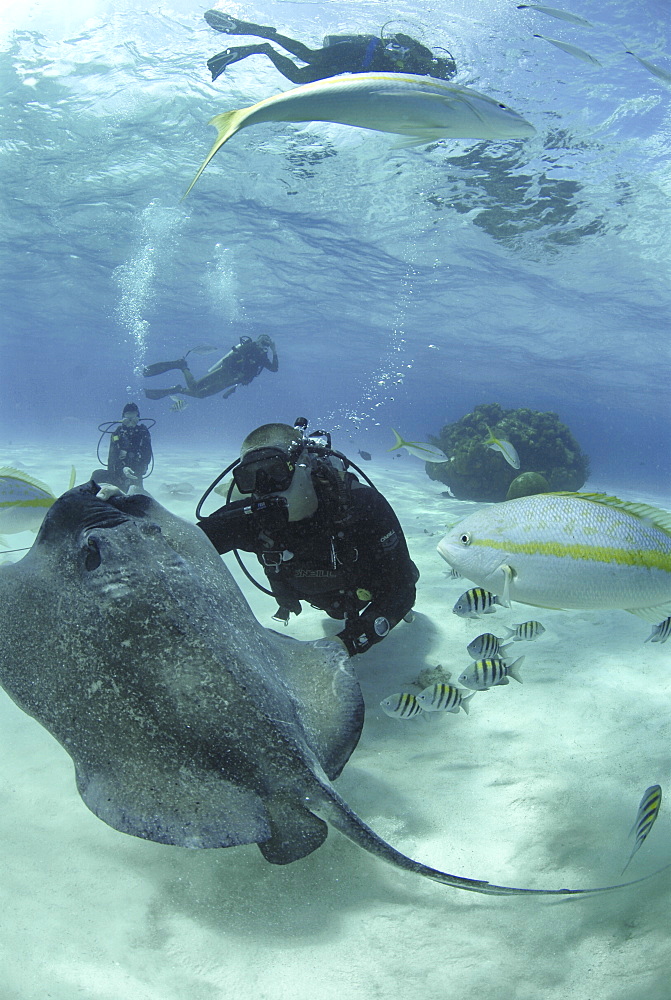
[1,441,669,1000]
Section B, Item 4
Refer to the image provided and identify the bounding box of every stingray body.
[0,484,647,897]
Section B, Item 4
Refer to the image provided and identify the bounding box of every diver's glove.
[271,600,302,626]
[122,466,139,481]
[336,614,391,656]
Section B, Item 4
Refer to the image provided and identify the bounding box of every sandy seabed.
[1,439,669,1000]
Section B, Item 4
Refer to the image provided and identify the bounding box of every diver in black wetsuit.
[143,335,278,401]
[197,420,419,657]
[204,10,457,84]
[92,402,154,493]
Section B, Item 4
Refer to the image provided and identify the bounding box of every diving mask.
[233,447,295,495]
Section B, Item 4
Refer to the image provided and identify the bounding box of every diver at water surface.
[204,9,457,84]
[144,334,278,401]
[197,419,419,656]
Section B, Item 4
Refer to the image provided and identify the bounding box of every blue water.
[2,0,669,491]
[1,1,671,997]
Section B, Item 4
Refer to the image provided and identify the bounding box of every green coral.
[505,472,550,500]
[426,403,589,502]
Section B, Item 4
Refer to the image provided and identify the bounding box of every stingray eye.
[459,532,471,546]
[83,538,101,571]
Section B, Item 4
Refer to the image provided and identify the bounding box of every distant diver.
[144,335,278,401]
[92,402,154,493]
[204,10,457,84]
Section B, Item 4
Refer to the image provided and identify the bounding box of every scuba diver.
[204,10,457,84]
[196,419,419,657]
[143,334,278,402]
[92,402,154,493]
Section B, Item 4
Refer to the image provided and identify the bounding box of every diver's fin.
[143,359,187,377]
[144,387,184,400]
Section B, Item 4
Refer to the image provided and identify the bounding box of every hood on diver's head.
[237,424,318,522]
[240,423,301,458]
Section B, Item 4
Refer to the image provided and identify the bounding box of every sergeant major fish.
[645,617,671,644]
[453,587,505,618]
[502,621,546,641]
[621,785,662,874]
[185,72,535,195]
[380,692,423,719]
[459,656,524,691]
[466,632,511,659]
[416,683,474,714]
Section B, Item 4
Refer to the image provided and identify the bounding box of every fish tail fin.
[508,656,524,683]
[498,642,514,657]
[461,692,476,714]
[183,109,246,199]
[68,465,77,490]
[501,627,517,640]
[388,428,406,452]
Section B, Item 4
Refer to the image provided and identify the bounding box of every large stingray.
[0,483,646,897]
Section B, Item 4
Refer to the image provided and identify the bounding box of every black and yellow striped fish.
[645,616,671,644]
[380,691,423,719]
[416,683,474,714]
[452,587,503,618]
[467,632,510,659]
[502,621,546,641]
[622,784,662,874]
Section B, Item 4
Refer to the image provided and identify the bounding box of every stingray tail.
[313,781,663,898]
[183,109,247,198]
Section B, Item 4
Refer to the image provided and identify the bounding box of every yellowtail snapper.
[416,683,474,714]
[517,4,594,27]
[459,657,524,691]
[483,424,520,469]
[622,785,662,874]
[389,429,449,463]
[453,587,506,618]
[502,621,546,641]
[185,73,535,196]
[437,493,671,625]
[380,692,423,719]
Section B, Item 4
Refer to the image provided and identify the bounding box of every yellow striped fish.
[416,683,474,714]
[437,493,671,624]
[621,785,662,874]
[0,466,76,536]
[184,72,535,195]
[484,424,520,469]
[380,691,423,719]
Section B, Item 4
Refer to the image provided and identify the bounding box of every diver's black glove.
[271,600,302,625]
[336,614,391,656]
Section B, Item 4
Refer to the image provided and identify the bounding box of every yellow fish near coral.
[484,424,520,469]
[184,72,535,196]
[0,466,75,538]
[437,492,671,623]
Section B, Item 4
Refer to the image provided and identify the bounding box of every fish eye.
[83,538,101,571]
[459,532,471,545]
